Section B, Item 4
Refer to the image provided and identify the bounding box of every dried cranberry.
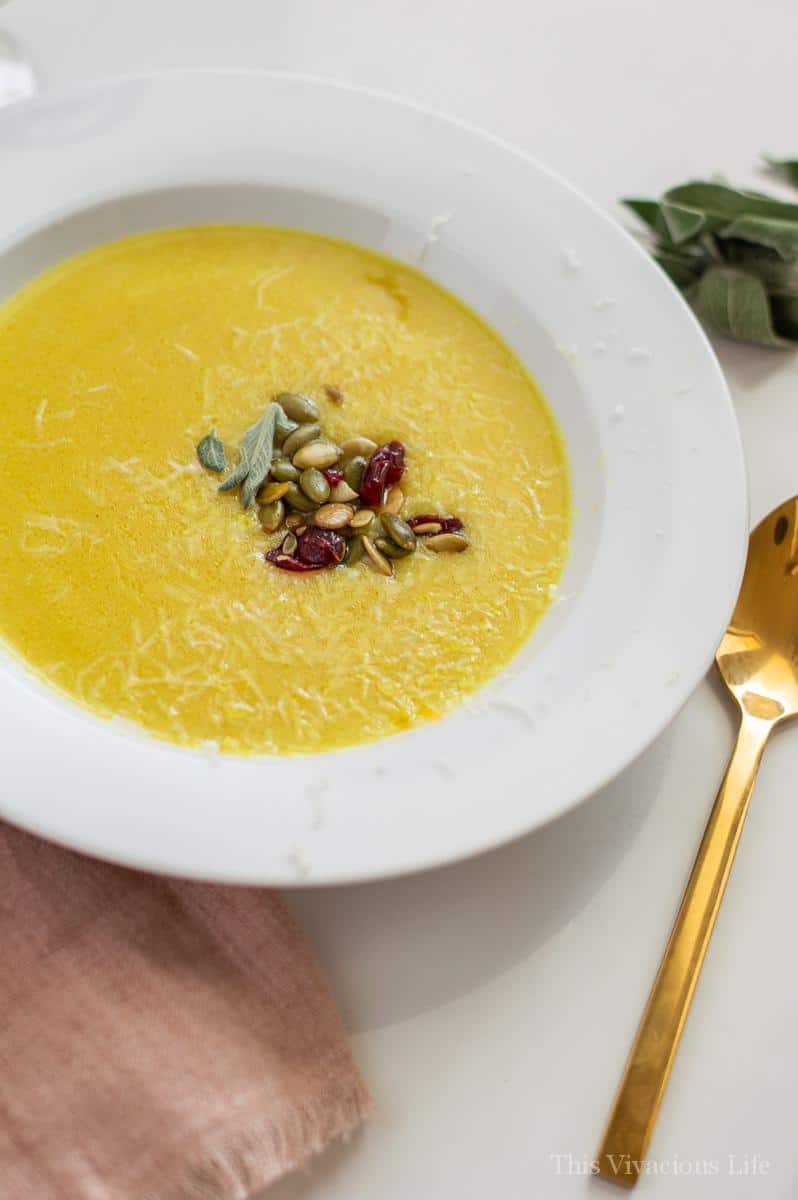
[265,528,345,572]
[408,514,464,535]
[296,526,346,567]
[266,552,322,573]
[359,441,405,507]
[323,468,344,486]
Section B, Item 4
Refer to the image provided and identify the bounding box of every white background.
[4,1,798,1196]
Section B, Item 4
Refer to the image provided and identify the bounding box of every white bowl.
[0,71,747,884]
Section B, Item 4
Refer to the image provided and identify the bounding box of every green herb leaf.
[196,430,226,473]
[623,198,663,233]
[623,199,705,246]
[665,181,798,229]
[718,214,798,262]
[218,401,299,508]
[763,156,798,188]
[654,249,707,288]
[689,266,792,348]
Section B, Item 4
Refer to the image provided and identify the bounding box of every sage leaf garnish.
[688,268,791,348]
[196,430,226,472]
[624,165,798,347]
[218,401,299,508]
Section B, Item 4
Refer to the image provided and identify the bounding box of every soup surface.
[0,226,569,754]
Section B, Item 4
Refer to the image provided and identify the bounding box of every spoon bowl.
[718,496,798,723]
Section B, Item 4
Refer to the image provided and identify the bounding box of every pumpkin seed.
[259,499,285,532]
[426,532,469,553]
[348,508,375,530]
[299,468,331,504]
[368,514,385,541]
[362,536,393,576]
[270,459,300,483]
[343,455,367,492]
[282,532,298,555]
[410,521,442,535]
[283,482,318,513]
[383,485,404,514]
[292,440,342,470]
[346,535,365,565]
[313,503,355,529]
[340,437,377,464]
[282,423,321,460]
[273,392,319,424]
[284,512,305,531]
[330,480,360,503]
[381,512,416,551]
[259,480,291,504]
[376,537,413,560]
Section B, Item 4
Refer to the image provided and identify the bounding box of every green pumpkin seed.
[343,455,367,492]
[346,535,365,565]
[362,536,393,577]
[259,499,285,532]
[330,480,359,503]
[270,459,300,483]
[259,480,291,504]
[283,482,318,513]
[282,423,321,460]
[273,392,320,423]
[340,437,377,464]
[284,512,305,531]
[381,512,416,551]
[299,468,331,504]
[349,508,375,530]
[313,503,355,529]
[282,532,298,555]
[376,537,413,560]
[426,532,469,553]
[292,440,342,470]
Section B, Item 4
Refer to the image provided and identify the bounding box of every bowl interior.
[0,182,602,698]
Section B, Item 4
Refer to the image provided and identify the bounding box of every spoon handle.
[597,709,771,1188]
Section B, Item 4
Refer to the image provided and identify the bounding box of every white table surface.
[5,1,798,1195]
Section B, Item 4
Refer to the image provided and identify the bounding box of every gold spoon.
[597,496,798,1188]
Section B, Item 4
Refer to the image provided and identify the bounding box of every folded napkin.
[0,823,370,1199]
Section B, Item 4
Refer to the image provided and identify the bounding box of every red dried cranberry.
[295,526,346,567]
[408,514,464,535]
[265,528,345,572]
[359,441,405,507]
[323,468,344,487]
[266,552,322,573]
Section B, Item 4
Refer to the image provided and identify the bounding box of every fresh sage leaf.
[665,181,798,229]
[719,215,798,262]
[624,170,798,347]
[219,401,298,508]
[196,430,226,473]
[688,267,792,348]
[660,203,705,244]
[654,249,706,289]
[623,199,704,245]
[763,156,798,188]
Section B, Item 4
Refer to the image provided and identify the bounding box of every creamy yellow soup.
[0,226,569,754]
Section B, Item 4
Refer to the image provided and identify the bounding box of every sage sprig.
[217,401,298,508]
[196,429,226,473]
[624,167,798,348]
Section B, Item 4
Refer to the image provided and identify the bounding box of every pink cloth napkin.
[0,823,371,1199]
